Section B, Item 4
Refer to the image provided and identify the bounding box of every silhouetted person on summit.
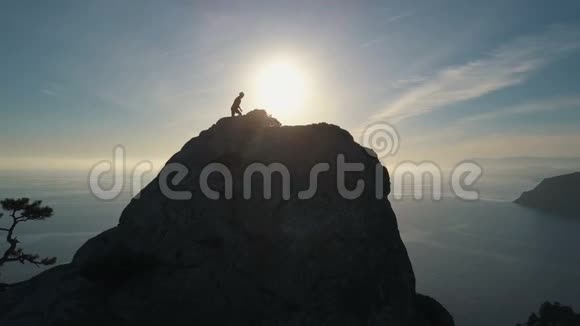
[231,92,244,117]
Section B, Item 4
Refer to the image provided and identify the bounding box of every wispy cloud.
[384,10,417,25]
[390,75,426,89]
[40,82,67,97]
[386,11,415,23]
[390,127,580,164]
[459,95,580,124]
[361,37,388,48]
[361,10,416,48]
[377,24,580,122]
[41,89,58,96]
[449,131,580,159]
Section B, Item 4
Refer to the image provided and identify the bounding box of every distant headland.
[515,172,580,217]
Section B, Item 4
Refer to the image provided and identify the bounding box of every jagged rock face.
[0,110,453,326]
[515,172,580,217]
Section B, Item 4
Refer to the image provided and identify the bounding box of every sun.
[254,60,309,119]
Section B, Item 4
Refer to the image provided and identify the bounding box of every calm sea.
[0,169,579,326]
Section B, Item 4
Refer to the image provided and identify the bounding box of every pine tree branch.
[0,213,20,267]
[1,198,57,270]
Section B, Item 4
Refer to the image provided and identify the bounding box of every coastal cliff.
[515,172,580,217]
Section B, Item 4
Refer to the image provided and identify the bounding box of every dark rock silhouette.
[516,301,580,326]
[0,110,453,326]
[515,172,580,217]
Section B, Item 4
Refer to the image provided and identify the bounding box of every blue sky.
[1,0,580,169]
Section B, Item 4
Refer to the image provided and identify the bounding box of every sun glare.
[254,60,309,119]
